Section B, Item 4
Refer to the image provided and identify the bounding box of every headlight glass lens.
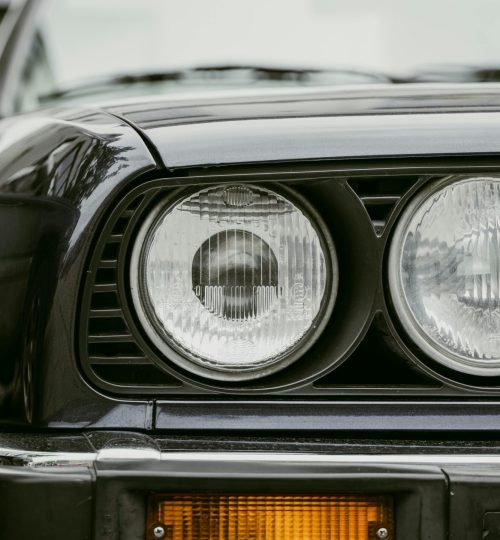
[389,176,500,375]
[132,184,335,380]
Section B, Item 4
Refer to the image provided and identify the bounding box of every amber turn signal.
[147,493,394,540]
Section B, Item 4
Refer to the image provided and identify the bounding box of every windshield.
[13,0,500,111]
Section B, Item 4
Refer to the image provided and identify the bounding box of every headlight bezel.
[129,182,339,382]
[387,174,500,377]
[79,165,500,406]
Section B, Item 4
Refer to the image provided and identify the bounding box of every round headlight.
[131,184,336,381]
[389,176,500,376]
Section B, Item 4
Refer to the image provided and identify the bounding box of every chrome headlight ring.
[388,175,500,376]
[130,183,338,381]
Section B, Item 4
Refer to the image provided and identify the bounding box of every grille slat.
[89,308,123,318]
[98,259,118,268]
[93,283,118,292]
[89,356,150,365]
[88,333,135,343]
[349,176,416,234]
[107,234,124,243]
[360,195,401,205]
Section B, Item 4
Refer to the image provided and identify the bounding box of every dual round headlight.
[131,184,337,381]
[389,176,500,377]
[131,176,500,382]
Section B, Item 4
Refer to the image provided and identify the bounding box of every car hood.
[73,83,500,168]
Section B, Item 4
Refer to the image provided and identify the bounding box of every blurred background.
[15,0,500,82]
[2,0,500,112]
[0,1,8,25]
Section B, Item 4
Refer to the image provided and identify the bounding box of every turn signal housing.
[147,493,394,540]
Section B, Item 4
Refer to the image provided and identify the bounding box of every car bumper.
[2,432,500,539]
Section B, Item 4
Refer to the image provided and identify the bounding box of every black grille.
[314,314,440,388]
[83,195,182,390]
[79,170,499,396]
[348,176,417,234]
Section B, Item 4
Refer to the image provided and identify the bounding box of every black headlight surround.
[80,160,500,398]
[79,173,380,394]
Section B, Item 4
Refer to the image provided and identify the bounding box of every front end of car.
[2,85,500,539]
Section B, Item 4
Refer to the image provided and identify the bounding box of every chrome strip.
[0,450,96,468]
[3,448,500,468]
[159,452,500,465]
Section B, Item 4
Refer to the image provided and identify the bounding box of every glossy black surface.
[109,84,500,128]
[0,106,157,427]
[107,85,500,168]
[7,430,500,455]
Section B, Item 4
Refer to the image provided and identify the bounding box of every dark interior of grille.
[78,167,500,397]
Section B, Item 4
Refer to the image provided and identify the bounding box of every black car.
[1,1,500,539]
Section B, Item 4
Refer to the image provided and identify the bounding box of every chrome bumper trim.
[0,449,96,468]
[157,452,500,465]
[2,447,500,469]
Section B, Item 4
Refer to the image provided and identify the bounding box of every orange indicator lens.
[147,493,394,540]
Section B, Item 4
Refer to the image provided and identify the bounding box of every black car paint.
[108,85,500,168]
[1,88,500,430]
[0,107,157,427]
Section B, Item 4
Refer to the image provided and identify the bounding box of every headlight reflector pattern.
[389,176,500,375]
[131,184,336,380]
